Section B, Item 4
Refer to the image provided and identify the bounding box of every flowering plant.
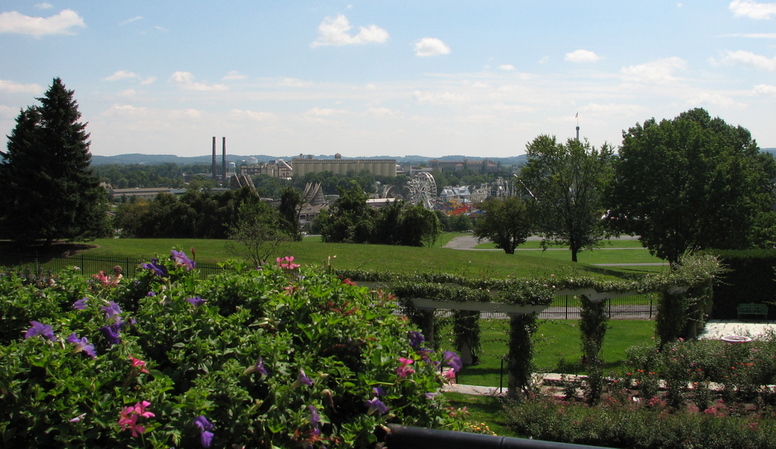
[0,250,468,448]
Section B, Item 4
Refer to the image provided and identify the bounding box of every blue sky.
[1,1,775,158]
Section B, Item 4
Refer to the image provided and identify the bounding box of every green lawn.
[4,234,661,280]
[449,319,656,387]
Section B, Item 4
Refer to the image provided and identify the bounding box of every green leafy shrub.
[0,252,468,448]
[505,395,776,448]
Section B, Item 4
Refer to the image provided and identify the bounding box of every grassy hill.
[2,233,665,281]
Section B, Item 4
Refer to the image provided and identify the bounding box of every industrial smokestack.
[222,137,227,182]
[212,137,217,181]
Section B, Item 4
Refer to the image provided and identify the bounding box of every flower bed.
[0,252,470,448]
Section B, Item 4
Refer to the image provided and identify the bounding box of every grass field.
[2,233,668,280]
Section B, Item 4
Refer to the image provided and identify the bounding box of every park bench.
[736,302,768,320]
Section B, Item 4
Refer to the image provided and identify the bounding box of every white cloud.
[104,70,156,85]
[0,9,85,36]
[620,57,687,83]
[367,107,399,117]
[579,103,645,116]
[498,64,515,71]
[414,37,451,57]
[413,90,466,105]
[104,70,141,81]
[222,71,248,81]
[0,79,44,94]
[688,92,746,108]
[0,104,18,119]
[120,16,143,26]
[35,3,53,10]
[565,49,601,63]
[229,109,274,121]
[117,89,138,98]
[305,107,347,117]
[729,0,776,19]
[754,84,776,94]
[711,50,776,71]
[724,32,776,38]
[169,71,227,91]
[311,14,389,47]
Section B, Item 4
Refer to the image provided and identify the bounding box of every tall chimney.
[212,137,217,181]
[222,137,227,182]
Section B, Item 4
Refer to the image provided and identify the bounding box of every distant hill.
[91,153,530,167]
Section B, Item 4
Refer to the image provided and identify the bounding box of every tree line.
[2,79,774,268]
[474,108,776,266]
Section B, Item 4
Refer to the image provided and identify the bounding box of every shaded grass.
[450,319,656,387]
[444,392,518,438]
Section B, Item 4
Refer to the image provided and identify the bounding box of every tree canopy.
[608,108,776,265]
[0,78,109,244]
[473,196,532,254]
[316,185,441,247]
[519,135,615,262]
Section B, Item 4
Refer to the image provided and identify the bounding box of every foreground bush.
[0,252,466,448]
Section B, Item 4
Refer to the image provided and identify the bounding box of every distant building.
[430,158,499,173]
[238,159,293,180]
[109,187,187,200]
[292,154,397,177]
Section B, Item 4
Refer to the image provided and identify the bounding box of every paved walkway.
[443,235,668,266]
[698,319,776,340]
[443,320,776,397]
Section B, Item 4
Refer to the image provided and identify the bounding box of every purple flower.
[172,250,196,270]
[72,298,88,310]
[254,357,268,376]
[99,324,122,345]
[66,333,96,359]
[373,386,386,396]
[102,301,122,322]
[142,258,168,277]
[408,331,425,349]
[293,369,313,387]
[443,350,463,373]
[193,416,214,448]
[364,397,389,415]
[307,405,321,430]
[186,296,206,308]
[147,291,156,297]
[25,321,55,341]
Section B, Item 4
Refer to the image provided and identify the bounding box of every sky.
[1,1,775,159]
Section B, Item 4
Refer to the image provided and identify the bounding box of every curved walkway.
[443,235,667,267]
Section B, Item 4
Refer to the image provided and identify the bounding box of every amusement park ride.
[401,172,517,215]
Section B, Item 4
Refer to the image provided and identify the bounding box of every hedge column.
[507,313,538,398]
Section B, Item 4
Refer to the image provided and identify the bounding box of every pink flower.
[93,271,110,286]
[396,357,415,378]
[118,401,155,437]
[276,256,301,270]
[130,356,150,374]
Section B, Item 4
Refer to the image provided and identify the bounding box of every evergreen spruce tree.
[0,78,108,245]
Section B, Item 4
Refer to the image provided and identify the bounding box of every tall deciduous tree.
[0,78,108,244]
[519,135,615,262]
[473,196,532,255]
[608,108,775,266]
